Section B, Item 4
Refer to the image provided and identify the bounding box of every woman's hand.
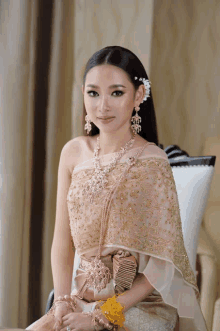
[59,312,95,331]
[53,296,99,331]
[53,302,74,331]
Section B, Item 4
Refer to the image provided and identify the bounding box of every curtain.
[0,0,154,326]
[0,0,39,326]
[150,0,220,156]
[0,0,74,327]
[1,0,220,328]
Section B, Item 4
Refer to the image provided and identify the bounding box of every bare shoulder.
[148,144,168,159]
[61,136,83,155]
[145,142,168,160]
[135,135,167,160]
[61,136,87,174]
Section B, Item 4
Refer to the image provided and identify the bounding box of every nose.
[99,95,110,113]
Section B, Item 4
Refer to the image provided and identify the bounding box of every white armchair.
[160,143,217,331]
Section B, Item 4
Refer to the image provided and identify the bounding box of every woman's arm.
[51,141,75,300]
[51,243,74,300]
[99,272,155,326]
[116,272,154,312]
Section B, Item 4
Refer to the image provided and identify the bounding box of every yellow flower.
[99,294,125,327]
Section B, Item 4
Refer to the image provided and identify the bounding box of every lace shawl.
[66,147,199,301]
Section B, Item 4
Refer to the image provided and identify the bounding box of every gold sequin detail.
[66,157,199,296]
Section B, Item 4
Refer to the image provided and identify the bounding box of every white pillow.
[163,144,216,276]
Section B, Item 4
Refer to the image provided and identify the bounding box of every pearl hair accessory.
[134,76,151,103]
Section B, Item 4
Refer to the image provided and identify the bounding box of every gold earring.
[84,114,92,134]
[131,106,141,133]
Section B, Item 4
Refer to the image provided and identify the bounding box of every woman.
[26,46,207,331]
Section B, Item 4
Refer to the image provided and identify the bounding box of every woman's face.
[82,64,144,134]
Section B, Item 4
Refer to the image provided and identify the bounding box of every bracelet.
[82,310,116,331]
[55,294,77,311]
[46,302,71,317]
[47,294,77,316]
[82,312,99,331]
[93,309,115,330]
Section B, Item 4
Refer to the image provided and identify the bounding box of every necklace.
[82,128,137,203]
[77,132,148,296]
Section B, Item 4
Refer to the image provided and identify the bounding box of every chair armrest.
[197,225,218,331]
[212,298,220,331]
[45,289,54,314]
[199,254,218,331]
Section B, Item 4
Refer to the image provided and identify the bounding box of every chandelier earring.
[131,105,141,133]
[84,114,92,134]
[131,77,151,134]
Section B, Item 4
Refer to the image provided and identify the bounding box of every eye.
[113,91,124,96]
[87,90,124,97]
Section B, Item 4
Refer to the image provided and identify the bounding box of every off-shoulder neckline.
[73,143,154,169]
[72,142,168,174]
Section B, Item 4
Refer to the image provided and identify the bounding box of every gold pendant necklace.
[82,129,137,203]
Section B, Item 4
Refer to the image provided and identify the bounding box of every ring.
[67,326,71,331]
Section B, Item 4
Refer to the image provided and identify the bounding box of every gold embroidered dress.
[26,142,207,331]
[67,142,207,331]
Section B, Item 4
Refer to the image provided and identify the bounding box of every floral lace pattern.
[66,157,199,299]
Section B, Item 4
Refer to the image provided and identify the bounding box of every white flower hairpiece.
[134,76,151,103]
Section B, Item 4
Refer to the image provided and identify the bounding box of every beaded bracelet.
[82,311,100,331]
[94,309,118,330]
[46,294,77,316]
[82,310,117,330]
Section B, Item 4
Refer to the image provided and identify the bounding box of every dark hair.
[82,46,159,146]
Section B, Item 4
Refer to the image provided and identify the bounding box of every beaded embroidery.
[66,156,199,297]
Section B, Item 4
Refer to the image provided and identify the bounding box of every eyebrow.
[86,84,126,88]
